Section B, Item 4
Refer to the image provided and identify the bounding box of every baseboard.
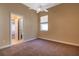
[0,44,12,50]
[38,37,79,47]
[0,38,36,50]
[23,37,37,43]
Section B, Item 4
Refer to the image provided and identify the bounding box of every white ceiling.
[23,3,60,11]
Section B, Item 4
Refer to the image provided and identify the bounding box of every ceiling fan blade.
[36,10,40,13]
[43,9,48,12]
[29,7,33,10]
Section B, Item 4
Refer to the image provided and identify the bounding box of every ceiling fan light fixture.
[36,9,48,13]
[38,8,41,11]
[36,8,41,13]
[35,4,49,13]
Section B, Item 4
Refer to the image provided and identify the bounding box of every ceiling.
[23,3,60,11]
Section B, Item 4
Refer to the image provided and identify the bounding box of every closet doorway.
[10,13,24,45]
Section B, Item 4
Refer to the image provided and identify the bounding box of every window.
[40,15,48,31]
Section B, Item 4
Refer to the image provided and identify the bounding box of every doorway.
[10,13,24,45]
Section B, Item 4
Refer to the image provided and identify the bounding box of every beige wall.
[0,3,38,47]
[38,4,79,45]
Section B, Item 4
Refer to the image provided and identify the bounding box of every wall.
[0,3,38,47]
[38,4,79,46]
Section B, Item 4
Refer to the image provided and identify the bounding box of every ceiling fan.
[36,5,48,13]
[23,3,60,13]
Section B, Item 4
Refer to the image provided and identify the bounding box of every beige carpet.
[0,38,79,56]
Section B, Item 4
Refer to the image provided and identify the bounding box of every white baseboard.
[0,38,36,50]
[38,37,79,47]
[23,37,37,43]
[0,44,12,50]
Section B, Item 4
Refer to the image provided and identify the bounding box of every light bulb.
[38,8,41,11]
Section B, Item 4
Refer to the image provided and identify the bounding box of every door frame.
[9,12,24,45]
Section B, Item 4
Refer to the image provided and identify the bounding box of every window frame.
[40,15,48,32]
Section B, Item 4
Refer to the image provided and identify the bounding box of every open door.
[10,13,24,45]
